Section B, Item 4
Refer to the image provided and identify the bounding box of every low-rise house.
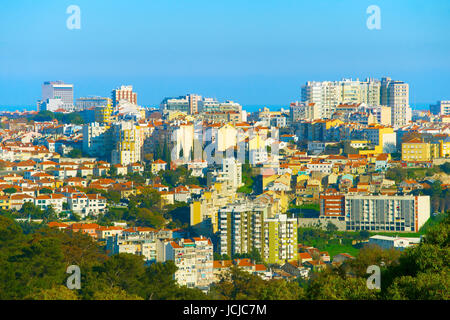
[151,159,167,174]
[34,193,65,212]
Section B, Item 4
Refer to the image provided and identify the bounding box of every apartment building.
[106,228,173,263]
[165,237,214,290]
[264,214,298,264]
[82,122,112,159]
[111,121,143,166]
[381,77,411,127]
[218,201,297,264]
[401,138,439,162]
[345,195,430,232]
[112,85,137,107]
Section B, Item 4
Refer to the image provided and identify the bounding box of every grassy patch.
[318,243,360,259]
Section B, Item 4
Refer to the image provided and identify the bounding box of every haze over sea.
[0,103,434,114]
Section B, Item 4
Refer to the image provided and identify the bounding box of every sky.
[0,0,449,109]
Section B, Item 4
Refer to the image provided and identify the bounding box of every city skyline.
[1,0,449,107]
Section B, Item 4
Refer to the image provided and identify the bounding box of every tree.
[92,286,144,300]
[68,148,83,159]
[305,269,378,300]
[3,187,17,195]
[19,202,44,219]
[326,221,338,233]
[28,285,80,300]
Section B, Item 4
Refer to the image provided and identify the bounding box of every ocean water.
[0,103,431,114]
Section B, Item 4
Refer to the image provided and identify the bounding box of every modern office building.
[41,81,74,111]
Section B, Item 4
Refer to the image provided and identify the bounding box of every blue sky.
[0,0,449,108]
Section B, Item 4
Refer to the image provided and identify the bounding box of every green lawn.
[318,243,360,259]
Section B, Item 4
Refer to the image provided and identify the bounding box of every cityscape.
[0,0,448,309]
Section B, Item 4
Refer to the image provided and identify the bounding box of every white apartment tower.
[381,77,411,127]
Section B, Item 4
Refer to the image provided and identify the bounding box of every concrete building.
[112,85,137,107]
[82,122,112,159]
[76,97,110,111]
[41,81,74,111]
[345,195,430,232]
[402,138,439,162]
[430,100,450,116]
[111,122,143,166]
[165,237,214,290]
[381,77,411,127]
[218,202,297,264]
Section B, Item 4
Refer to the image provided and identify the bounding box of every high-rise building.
[264,214,298,264]
[301,77,410,125]
[222,158,243,189]
[82,122,112,159]
[41,81,74,111]
[218,202,297,264]
[381,77,411,127]
[112,85,137,107]
[111,121,143,166]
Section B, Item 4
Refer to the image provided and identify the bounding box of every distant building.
[40,81,74,111]
[369,235,421,251]
[430,100,450,116]
[165,237,214,290]
[345,195,430,232]
[112,85,137,107]
[76,96,111,111]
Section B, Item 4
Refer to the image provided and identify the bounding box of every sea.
[0,103,432,114]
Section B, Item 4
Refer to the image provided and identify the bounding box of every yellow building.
[94,104,113,124]
[440,139,450,158]
[402,139,439,162]
[264,214,298,264]
[0,196,10,210]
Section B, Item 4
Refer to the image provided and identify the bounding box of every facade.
[264,214,298,264]
[76,97,110,110]
[218,202,297,264]
[165,237,214,290]
[41,81,74,111]
[402,138,439,162]
[430,100,450,116]
[111,122,143,166]
[345,195,430,232]
[112,85,137,107]
[381,77,411,127]
[82,122,112,159]
[369,235,421,251]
